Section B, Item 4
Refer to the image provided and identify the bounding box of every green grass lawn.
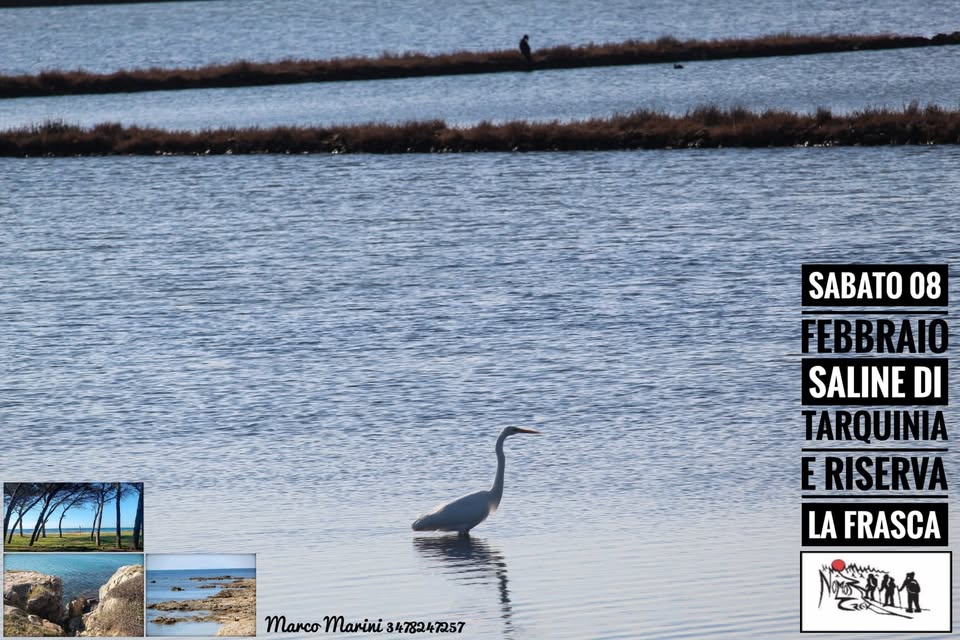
[4,532,143,552]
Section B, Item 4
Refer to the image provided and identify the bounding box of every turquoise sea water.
[3,553,143,604]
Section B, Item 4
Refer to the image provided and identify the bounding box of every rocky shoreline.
[3,565,144,637]
[148,576,256,637]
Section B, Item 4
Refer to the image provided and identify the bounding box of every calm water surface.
[2,47,958,131]
[2,0,959,75]
[2,148,958,638]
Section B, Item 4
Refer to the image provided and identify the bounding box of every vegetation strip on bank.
[5,104,960,156]
[4,31,960,98]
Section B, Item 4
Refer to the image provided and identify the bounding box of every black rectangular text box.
[802,264,948,306]
[801,358,949,405]
[803,503,948,546]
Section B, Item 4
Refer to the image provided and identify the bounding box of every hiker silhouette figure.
[881,575,896,607]
[899,572,921,613]
[865,573,878,601]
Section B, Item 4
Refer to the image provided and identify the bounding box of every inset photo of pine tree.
[3,483,144,552]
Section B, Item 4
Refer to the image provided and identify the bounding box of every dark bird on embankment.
[519,34,533,64]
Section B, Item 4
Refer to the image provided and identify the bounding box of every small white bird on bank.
[412,426,541,536]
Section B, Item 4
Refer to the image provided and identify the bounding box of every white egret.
[412,426,541,536]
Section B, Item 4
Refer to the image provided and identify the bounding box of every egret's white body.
[412,427,540,535]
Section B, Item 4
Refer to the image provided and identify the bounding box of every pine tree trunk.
[132,487,144,550]
[115,482,122,549]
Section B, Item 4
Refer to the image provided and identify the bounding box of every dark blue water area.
[146,568,256,604]
[3,553,143,604]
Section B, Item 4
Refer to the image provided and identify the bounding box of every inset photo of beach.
[4,483,144,552]
[146,554,256,637]
[3,552,144,637]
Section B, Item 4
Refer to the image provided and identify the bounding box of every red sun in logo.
[831,559,846,572]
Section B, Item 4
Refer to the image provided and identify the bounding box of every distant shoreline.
[1,31,959,99]
[151,568,253,573]
[3,104,958,156]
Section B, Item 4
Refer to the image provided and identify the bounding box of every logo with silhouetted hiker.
[800,552,951,632]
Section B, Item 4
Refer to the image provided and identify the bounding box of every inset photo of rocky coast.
[3,553,144,637]
[146,554,255,637]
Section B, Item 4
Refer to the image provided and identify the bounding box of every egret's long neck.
[489,432,508,507]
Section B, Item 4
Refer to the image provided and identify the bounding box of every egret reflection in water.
[413,536,513,635]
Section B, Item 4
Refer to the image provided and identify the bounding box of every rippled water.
[2,0,959,75]
[3,1,959,131]
[2,148,959,638]
[3,46,958,131]
[3,2,960,638]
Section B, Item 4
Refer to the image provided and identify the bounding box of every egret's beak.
[516,427,541,434]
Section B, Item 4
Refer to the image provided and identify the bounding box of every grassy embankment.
[2,31,959,98]
[4,532,142,551]
[4,104,960,156]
